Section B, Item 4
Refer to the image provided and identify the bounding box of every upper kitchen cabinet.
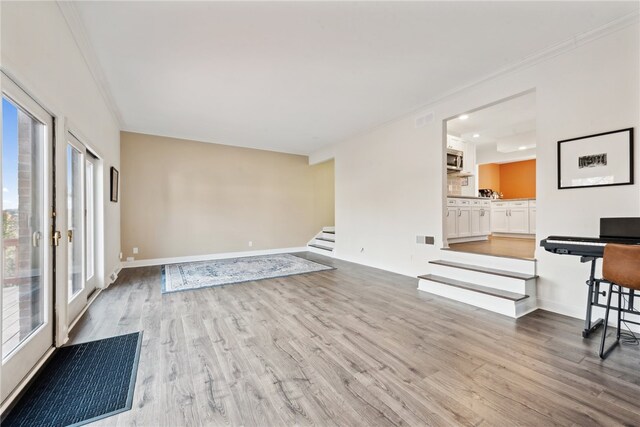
[446,135,465,151]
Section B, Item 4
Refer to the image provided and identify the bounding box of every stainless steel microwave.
[446,149,463,173]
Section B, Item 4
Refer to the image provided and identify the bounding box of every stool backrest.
[603,244,640,290]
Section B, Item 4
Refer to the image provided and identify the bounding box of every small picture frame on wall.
[110,167,119,202]
[558,128,634,190]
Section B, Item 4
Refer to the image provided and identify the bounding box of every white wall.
[311,22,640,320]
[1,2,121,341]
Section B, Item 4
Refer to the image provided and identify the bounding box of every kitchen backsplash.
[447,174,463,196]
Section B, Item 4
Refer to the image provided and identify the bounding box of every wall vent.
[415,111,435,128]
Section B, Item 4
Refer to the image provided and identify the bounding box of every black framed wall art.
[558,127,633,190]
[110,167,119,202]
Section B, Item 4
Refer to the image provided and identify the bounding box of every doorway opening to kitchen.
[444,91,537,260]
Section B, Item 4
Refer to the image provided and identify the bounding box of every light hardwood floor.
[448,236,536,260]
[70,252,640,426]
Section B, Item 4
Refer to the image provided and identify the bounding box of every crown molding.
[57,1,124,128]
[327,10,640,151]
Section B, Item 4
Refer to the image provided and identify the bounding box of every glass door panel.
[67,144,84,300]
[1,98,45,357]
[85,156,97,295]
[1,75,54,403]
[67,134,100,323]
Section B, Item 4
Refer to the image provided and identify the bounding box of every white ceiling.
[447,91,537,152]
[71,1,638,155]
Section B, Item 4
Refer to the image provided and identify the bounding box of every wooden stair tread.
[418,274,529,302]
[316,237,335,243]
[309,244,333,252]
[429,260,537,280]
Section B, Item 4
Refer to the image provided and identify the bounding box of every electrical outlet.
[133,247,139,254]
[248,241,253,247]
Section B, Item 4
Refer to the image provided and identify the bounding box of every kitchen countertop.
[447,195,536,201]
[446,195,491,199]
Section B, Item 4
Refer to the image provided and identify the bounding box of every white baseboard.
[121,247,308,268]
[537,298,585,320]
[332,253,416,279]
[107,265,122,287]
[491,232,536,240]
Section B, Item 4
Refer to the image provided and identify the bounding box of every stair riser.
[428,264,535,295]
[418,279,520,318]
[515,297,538,318]
[441,250,536,276]
[314,239,335,248]
[320,232,335,240]
[308,246,334,257]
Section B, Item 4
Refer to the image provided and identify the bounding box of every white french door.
[1,75,54,403]
[66,133,98,324]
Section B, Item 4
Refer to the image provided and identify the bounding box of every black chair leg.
[599,282,620,359]
[617,283,622,341]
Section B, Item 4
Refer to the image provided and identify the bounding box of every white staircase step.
[429,260,536,280]
[308,243,333,252]
[316,236,335,243]
[440,249,536,276]
[322,226,335,233]
[418,274,536,318]
[314,238,335,249]
[428,260,536,295]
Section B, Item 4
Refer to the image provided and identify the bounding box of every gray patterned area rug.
[161,253,334,293]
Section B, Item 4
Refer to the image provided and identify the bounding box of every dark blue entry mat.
[2,332,142,427]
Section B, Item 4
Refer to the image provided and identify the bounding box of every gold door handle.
[52,231,62,247]
[67,230,73,243]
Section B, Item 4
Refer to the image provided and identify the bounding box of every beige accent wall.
[120,132,334,260]
[311,159,335,228]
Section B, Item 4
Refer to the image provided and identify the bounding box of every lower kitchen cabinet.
[491,199,535,234]
[447,198,490,241]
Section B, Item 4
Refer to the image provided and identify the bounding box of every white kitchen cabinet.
[529,207,537,234]
[457,207,472,237]
[446,135,465,151]
[491,200,535,234]
[491,202,510,233]
[509,207,530,233]
[446,206,458,238]
[471,208,481,236]
[471,199,490,236]
[480,207,491,235]
[447,198,490,242]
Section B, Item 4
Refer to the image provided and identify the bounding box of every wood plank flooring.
[69,252,640,426]
[448,236,536,260]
